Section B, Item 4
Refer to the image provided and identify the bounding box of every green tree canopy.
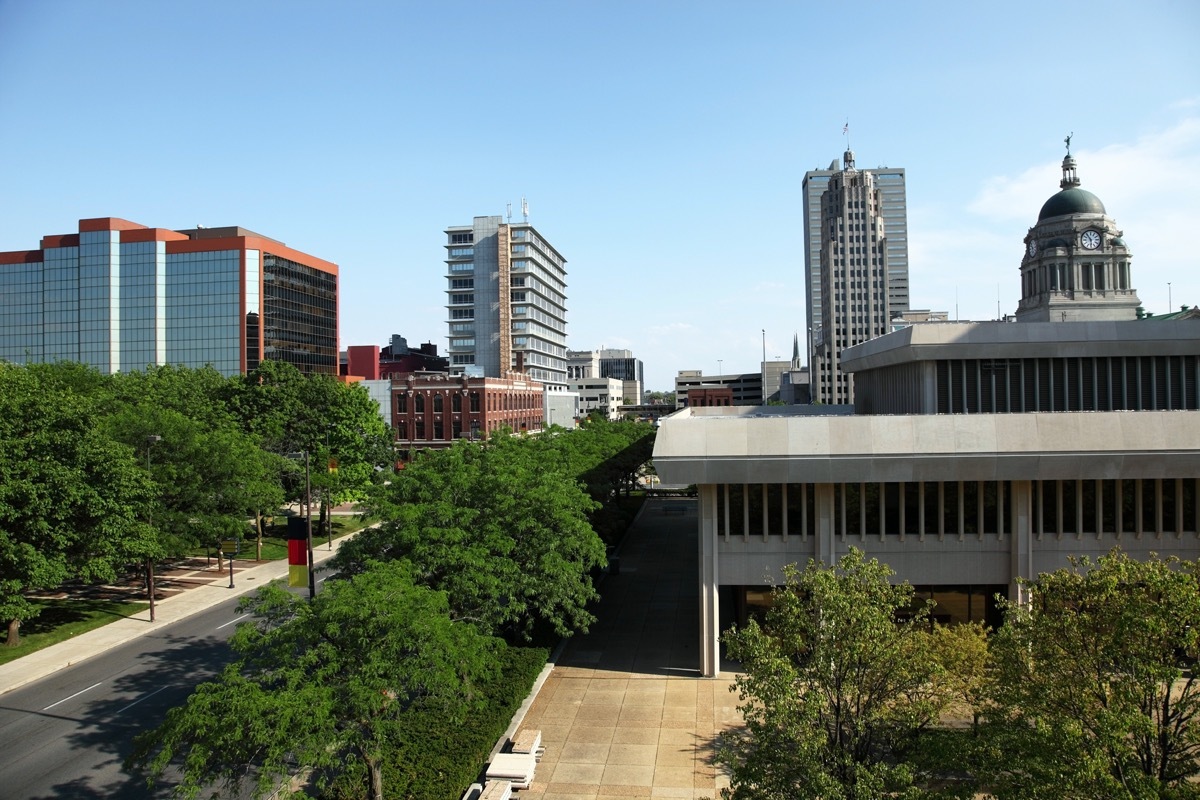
[128,561,501,800]
[0,363,154,645]
[719,549,960,800]
[337,433,605,642]
[983,550,1200,799]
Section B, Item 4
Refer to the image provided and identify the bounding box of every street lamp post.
[145,435,161,622]
[304,450,315,600]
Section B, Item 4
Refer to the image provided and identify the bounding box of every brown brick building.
[393,372,544,453]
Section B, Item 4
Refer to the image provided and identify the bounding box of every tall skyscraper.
[0,217,339,376]
[445,215,567,388]
[803,150,908,404]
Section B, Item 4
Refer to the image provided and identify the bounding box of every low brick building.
[392,372,544,454]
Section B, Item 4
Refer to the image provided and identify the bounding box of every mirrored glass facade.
[262,254,338,374]
[0,218,338,376]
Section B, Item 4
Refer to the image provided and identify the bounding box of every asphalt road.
[0,593,251,799]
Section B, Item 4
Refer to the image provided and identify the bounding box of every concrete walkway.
[0,534,355,697]
[515,498,742,799]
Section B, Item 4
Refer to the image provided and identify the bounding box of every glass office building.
[0,217,339,376]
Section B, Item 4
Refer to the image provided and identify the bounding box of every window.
[452,394,462,412]
[451,309,474,319]
[449,232,473,245]
[414,394,425,413]
[451,278,474,289]
[450,293,473,304]
[448,247,474,258]
[397,395,407,412]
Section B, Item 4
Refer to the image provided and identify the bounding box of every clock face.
[1081,230,1101,250]
[1027,240,1038,257]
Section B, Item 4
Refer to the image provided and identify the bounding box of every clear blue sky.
[1,1,1197,390]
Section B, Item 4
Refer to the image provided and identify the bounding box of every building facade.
[343,334,447,380]
[0,217,339,376]
[803,152,908,404]
[445,216,567,388]
[392,372,545,453]
[674,370,764,408]
[1017,149,1140,322]
[569,376,625,420]
[568,348,645,406]
[656,151,1200,677]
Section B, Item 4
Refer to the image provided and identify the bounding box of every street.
[0,593,249,799]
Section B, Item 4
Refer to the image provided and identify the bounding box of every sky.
[1,1,1197,391]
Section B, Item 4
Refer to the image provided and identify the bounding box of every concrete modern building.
[674,370,764,408]
[0,217,339,376]
[656,152,1200,677]
[544,386,580,429]
[392,372,545,453]
[445,216,567,389]
[567,347,645,406]
[804,150,909,404]
[569,376,625,420]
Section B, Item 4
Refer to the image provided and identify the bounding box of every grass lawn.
[0,515,374,665]
[0,598,150,666]
[203,515,375,562]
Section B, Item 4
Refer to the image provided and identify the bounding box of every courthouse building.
[654,150,1200,677]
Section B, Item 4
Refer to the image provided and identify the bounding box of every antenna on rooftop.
[521,196,529,223]
[506,203,512,222]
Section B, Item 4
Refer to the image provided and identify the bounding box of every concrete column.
[815,484,836,565]
[698,484,721,678]
[1010,480,1033,606]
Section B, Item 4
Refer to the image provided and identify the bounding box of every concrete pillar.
[698,484,721,678]
[815,484,836,565]
[1010,480,1033,606]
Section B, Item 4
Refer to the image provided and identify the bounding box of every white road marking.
[115,685,170,715]
[43,681,102,711]
[216,614,248,630]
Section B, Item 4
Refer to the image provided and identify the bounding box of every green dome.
[1039,187,1106,221]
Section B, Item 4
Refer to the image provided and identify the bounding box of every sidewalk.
[511,497,741,799]
[0,532,356,697]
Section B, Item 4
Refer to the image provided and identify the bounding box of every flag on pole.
[842,122,849,135]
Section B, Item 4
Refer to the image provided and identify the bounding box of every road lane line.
[216,614,248,630]
[115,685,171,715]
[43,681,103,711]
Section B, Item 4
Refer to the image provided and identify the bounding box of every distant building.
[1017,150,1140,322]
[0,217,339,375]
[675,370,763,408]
[569,376,624,420]
[805,150,909,404]
[392,372,544,453]
[806,149,907,402]
[445,216,567,388]
[544,386,580,429]
[342,334,447,379]
[654,148,1200,677]
[567,347,645,406]
[687,386,733,408]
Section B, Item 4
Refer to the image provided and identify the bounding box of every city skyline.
[1,2,1197,389]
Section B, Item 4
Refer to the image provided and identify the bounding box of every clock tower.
[1015,140,1140,322]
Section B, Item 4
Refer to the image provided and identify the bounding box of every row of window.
[714,478,1198,538]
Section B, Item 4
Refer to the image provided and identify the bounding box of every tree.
[127,561,501,800]
[719,549,961,800]
[0,363,154,645]
[983,550,1200,799]
[338,433,605,641]
[228,361,392,543]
